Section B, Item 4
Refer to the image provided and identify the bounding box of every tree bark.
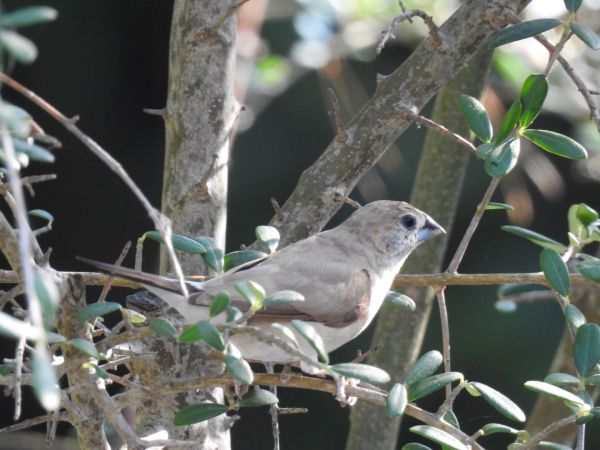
[346,48,493,450]
[132,1,237,447]
[269,0,530,247]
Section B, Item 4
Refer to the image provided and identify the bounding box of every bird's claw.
[335,376,358,406]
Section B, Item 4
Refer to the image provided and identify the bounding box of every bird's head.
[341,200,445,262]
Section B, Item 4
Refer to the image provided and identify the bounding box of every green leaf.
[32,349,60,411]
[386,383,408,417]
[14,140,54,163]
[195,236,224,272]
[467,382,526,422]
[234,281,265,310]
[33,270,59,329]
[481,423,519,435]
[0,6,58,27]
[70,338,102,359]
[144,231,206,254]
[571,22,600,50]
[408,372,463,401]
[485,202,514,211]
[0,30,37,64]
[409,425,468,450]
[225,354,254,385]
[575,203,598,226]
[178,322,203,344]
[540,248,570,297]
[489,19,561,48]
[0,311,42,340]
[564,0,583,13]
[573,323,600,377]
[330,363,391,385]
[539,442,574,450]
[255,225,280,253]
[209,292,230,318]
[126,308,146,324]
[173,403,228,426]
[384,291,416,311]
[485,138,520,177]
[0,103,32,139]
[402,444,432,450]
[476,143,496,159]
[271,323,301,350]
[77,302,121,323]
[226,306,243,323]
[443,409,460,429]
[458,95,492,142]
[0,364,13,375]
[223,250,267,271]
[519,74,548,128]
[238,388,279,407]
[578,260,600,283]
[501,225,566,252]
[406,350,443,386]
[149,318,177,337]
[544,373,581,386]
[291,320,329,364]
[494,101,521,143]
[263,290,305,308]
[82,362,110,379]
[522,129,587,159]
[28,209,54,224]
[196,321,225,352]
[524,381,584,407]
[565,304,586,330]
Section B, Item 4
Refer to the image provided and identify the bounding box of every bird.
[81,201,444,373]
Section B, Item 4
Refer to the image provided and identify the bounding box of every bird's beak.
[416,215,446,243]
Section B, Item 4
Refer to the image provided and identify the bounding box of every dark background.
[1,1,599,448]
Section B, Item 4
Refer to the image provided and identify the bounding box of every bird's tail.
[77,256,192,294]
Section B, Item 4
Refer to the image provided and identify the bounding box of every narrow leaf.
[564,0,583,13]
[33,270,59,329]
[573,323,600,377]
[385,291,416,311]
[476,142,496,159]
[195,236,224,272]
[571,22,600,50]
[539,248,570,297]
[494,100,521,143]
[519,74,548,127]
[32,349,60,411]
[0,30,38,64]
[386,383,408,417]
[481,423,519,435]
[255,225,280,253]
[575,203,598,226]
[14,140,54,163]
[330,363,391,385]
[271,323,301,350]
[468,382,526,422]
[522,129,587,159]
[539,441,574,450]
[77,302,121,323]
[197,321,225,352]
[291,320,329,364]
[485,138,520,177]
[408,372,463,401]
[406,350,443,386]
[524,381,584,406]
[149,318,177,337]
[0,311,42,340]
[28,209,54,224]
[458,95,493,142]
[209,292,230,318]
[223,250,267,271]
[238,388,279,407]
[144,231,206,254]
[501,225,566,252]
[178,322,203,344]
[544,373,580,386]
[263,290,305,308]
[70,338,102,359]
[0,6,58,27]
[173,403,228,426]
[578,260,600,282]
[485,202,514,211]
[565,304,587,330]
[225,354,254,385]
[234,280,265,310]
[409,425,468,450]
[489,19,561,48]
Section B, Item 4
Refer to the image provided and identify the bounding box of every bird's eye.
[401,214,416,230]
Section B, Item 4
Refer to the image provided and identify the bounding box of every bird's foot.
[335,376,358,406]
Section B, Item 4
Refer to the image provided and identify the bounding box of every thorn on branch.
[196,0,252,42]
[333,193,362,209]
[377,7,441,54]
[142,108,170,120]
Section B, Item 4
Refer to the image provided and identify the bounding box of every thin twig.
[0,411,69,434]
[265,363,280,450]
[378,8,441,53]
[435,288,452,397]
[12,336,25,421]
[435,382,464,420]
[207,0,251,36]
[501,289,553,304]
[519,414,577,449]
[446,177,500,273]
[400,109,477,153]
[97,241,131,303]
[0,73,189,300]
[0,174,57,194]
[544,28,572,76]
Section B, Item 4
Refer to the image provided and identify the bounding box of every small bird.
[83,201,444,373]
